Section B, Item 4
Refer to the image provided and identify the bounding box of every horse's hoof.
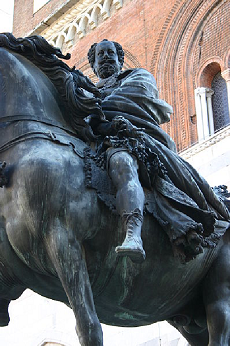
[0,312,10,326]
[115,246,146,263]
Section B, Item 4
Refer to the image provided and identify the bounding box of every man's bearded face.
[93,41,121,79]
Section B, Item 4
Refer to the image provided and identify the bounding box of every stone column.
[221,68,230,119]
[200,88,210,139]
[194,87,214,141]
[194,88,204,141]
[206,88,214,135]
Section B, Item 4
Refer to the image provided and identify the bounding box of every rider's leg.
[108,150,145,263]
[203,242,230,346]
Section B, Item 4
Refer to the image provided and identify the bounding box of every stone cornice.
[29,0,80,36]
[180,125,230,160]
[30,0,124,49]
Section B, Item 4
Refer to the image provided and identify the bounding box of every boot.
[115,208,146,263]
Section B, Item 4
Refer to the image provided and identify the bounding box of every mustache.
[99,58,116,65]
[98,64,116,71]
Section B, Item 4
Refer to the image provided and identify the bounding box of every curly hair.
[87,39,124,73]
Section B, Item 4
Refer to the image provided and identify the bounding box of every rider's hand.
[112,116,132,131]
[112,116,144,137]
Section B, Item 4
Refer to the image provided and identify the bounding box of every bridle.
[0,115,84,158]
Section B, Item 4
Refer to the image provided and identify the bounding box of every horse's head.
[0,47,69,127]
[0,33,103,141]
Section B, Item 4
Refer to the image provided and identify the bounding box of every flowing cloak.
[94,68,230,262]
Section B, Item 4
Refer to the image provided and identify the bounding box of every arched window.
[195,61,230,142]
[212,72,230,131]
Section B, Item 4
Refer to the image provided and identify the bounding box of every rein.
[0,115,78,137]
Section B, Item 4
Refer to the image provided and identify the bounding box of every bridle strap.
[0,115,78,137]
[0,128,85,158]
[0,131,55,153]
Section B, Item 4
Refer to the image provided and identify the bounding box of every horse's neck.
[0,48,70,128]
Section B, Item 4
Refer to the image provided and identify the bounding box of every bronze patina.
[0,33,229,346]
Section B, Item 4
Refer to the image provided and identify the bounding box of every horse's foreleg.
[203,244,230,346]
[46,219,103,346]
[0,298,10,326]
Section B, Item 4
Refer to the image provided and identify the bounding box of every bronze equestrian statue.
[0,33,229,346]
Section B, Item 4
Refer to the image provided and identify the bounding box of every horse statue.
[0,33,229,346]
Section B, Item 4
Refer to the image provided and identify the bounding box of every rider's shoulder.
[118,68,156,82]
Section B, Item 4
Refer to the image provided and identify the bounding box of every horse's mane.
[0,33,99,141]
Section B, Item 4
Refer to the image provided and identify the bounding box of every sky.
[0,0,14,32]
[0,1,49,33]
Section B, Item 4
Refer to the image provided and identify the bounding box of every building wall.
[13,0,78,37]
[180,125,230,189]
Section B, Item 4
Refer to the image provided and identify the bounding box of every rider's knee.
[108,151,138,180]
